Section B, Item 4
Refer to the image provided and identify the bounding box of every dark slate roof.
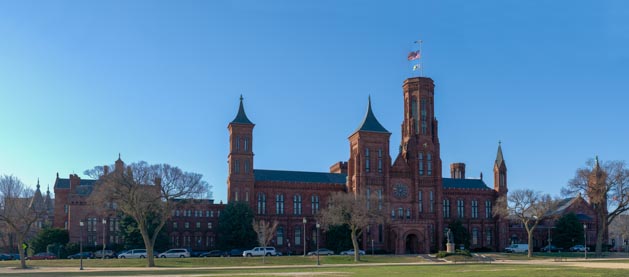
[230,96,253,125]
[353,97,389,134]
[254,169,347,184]
[442,178,492,190]
[54,178,97,191]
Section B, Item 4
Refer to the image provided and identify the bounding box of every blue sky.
[1,1,627,202]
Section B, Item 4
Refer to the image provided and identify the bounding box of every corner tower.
[347,97,391,195]
[493,142,507,196]
[227,95,255,204]
[399,77,442,180]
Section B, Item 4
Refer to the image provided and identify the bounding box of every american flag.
[407,51,421,61]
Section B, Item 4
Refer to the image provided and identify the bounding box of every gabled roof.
[353,97,389,134]
[443,178,492,190]
[230,95,253,125]
[254,169,347,185]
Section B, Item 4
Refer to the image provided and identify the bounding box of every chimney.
[450,163,466,179]
[330,161,348,174]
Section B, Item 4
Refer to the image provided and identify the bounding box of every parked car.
[9,254,21,260]
[200,250,226,257]
[540,245,563,252]
[224,249,244,257]
[242,247,277,257]
[569,245,589,252]
[67,252,94,259]
[158,248,191,258]
[0,253,14,261]
[118,249,149,259]
[94,250,117,259]
[504,244,529,253]
[27,252,57,260]
[340,249,365,256]
[307,248,335,256]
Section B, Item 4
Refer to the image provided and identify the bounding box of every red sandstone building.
[46,75,600,254]
[227,76,509,254]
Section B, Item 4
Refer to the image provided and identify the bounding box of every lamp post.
[302,217,307,257]
[316,222,320,266]
[102,218,107,259]
[584,223,587,259]
[79,220,84,270]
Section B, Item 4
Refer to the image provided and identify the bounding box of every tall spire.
[495,141,505,167]
[230,95,254,124]
[353,96,389,134]
[37,178,40,190]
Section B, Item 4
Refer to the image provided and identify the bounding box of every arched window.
[420,98,427,134]
[277,226,284,246]
[276,194,284,215]
[471,200,479,219]
[418,191,423,213]
[427,153,432,176]
[378,148,383,173]
[411,96,418,134]
[443,199,450,218]
[244,137,249,151]
[457,199,465,218]
[485,200,493,219]
[311,195,319,214]
[293,194,302,215]
[472,227,479,245]
[418,152,424,175]
[365,148,370,172]
[257,193,266,215]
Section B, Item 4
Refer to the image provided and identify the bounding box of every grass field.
[0,263,628,277]
[2,255,629,276]
[0,255,422,268]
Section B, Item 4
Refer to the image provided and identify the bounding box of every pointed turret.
[493,141,507,195]
[115,153,125,172]
[30,178,45,211]
[231,95,254,125]
[495,141,505,168]
[353,96,390,134]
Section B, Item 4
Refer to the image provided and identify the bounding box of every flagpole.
[418,40,423,77]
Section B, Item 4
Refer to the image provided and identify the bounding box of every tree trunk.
[139,225,155,267]
[17,235,27,269]
[595,216,607,257]
[350,226,360,262]
[595,209,606,256]
[527,229,534,258]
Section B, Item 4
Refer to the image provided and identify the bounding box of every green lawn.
[0,255,422,268]
[0,263,628,277]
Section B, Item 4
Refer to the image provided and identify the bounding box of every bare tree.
[318,192,387,262]
[252,219,278,264]
[494,189,557,258]
[563,158,629,255]
[0,175,44,269]
[90,161,209,267]
[609,214,629,252]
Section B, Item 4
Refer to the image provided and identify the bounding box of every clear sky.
[1,1,627,203]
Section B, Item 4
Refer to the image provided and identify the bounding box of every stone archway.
[405,234,419,254]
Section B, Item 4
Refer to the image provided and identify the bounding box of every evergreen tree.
[217,202,257,250]
[30,228,69,253]
[553,212,584,249]
[445,220,470,249]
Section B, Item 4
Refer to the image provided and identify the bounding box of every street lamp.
[584,223,587,259]
[102,218,107,260]
[79,220,84,270]
[302,217,307,257]
[316,222,320,266]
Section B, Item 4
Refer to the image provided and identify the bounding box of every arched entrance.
[405,234,419,254]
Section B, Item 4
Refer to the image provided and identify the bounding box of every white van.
[504,244,528,253]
